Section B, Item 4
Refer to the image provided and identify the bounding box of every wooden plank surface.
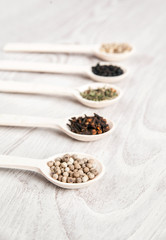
[0,0,166,239]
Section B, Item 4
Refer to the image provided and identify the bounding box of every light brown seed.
[73,178,76,183]
[82,164,86,168]
[74,163,81,169]
[65,167,70,172]
[58,175,62,181]
[69,164,74,170]
[54,161,60,166]
[78,169,84,176]
[73,172,80,178]
[83,158,88,163]
[69,172,73,177]
[63,172,69,177]
[52,174,58,180]
[56,169,61,175]
[67,161,72,166]
[62,177,67,183]
[76,178,82,183]
[50,166,55,172]
[67,177,73,183]
[87,159,94,164]
[90,169,98,176]
[87,163,93,169]
[47,161,54,167]
[84,167,89,173]
[72,154,78,159]
[82,175,89,182]
[69,157,74,164]
[61,162,67,168]
[88,173,95,179]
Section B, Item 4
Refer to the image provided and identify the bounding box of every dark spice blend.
[67,113,110,135]
[92,63,124,77]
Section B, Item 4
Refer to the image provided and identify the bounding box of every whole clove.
[67,113,110,135]
[92,63,124,77]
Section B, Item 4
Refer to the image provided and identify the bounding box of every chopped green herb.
[80,87,118,101]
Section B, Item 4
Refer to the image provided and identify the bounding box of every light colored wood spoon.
[0,60,127,83]
[0,114,114,141]
[4,42,133,61]
[0,81,122,108]
[0,152,105,189]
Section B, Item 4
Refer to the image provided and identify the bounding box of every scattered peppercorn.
[100,43,132,54]
[67,113,110,135]
[80,87,118,101]
[47,154,98,183]
[92,63,124,77]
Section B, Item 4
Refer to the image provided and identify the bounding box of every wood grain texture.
[0,0,166,239]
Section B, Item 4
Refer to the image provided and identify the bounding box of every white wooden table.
[0,0,166,239]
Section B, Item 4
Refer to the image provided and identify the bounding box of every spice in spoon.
[92,63,124,77]
[67,113,110,135]
[80,87,118,101]
[100,43,132,54]
[47,154,99,183]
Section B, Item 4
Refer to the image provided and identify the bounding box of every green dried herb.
[80,87,118,101]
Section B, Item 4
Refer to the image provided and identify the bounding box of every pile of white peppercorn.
[100,43,132,54]
[47,154,99,183]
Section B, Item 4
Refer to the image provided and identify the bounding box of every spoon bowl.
[86,63,128,83]
[42,152,105,189]
[74,83,122,108]
[0,152,105,189]
[94,44,134,61]
[59,115,114,141]
[0,81,122,108]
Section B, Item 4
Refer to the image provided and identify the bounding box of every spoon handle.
[0,81,73,97]
[0,114,61,130]
[0,60,88,75]
[4,43,94,54]
[0,155,41,173]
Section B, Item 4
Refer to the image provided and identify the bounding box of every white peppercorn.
[73,172,80,178]
[78,169,84,176]
[82,175,89,182]
[88,173,95,179]
[63,172,69,177]
[88,159,94,164]
[84,167,89,173]
[74,163,81,169]
[69,157,74,164]
[61,162,67,168]
[72,154,78,159]
[77,178,82,183]
[67,177,73,183]
[65,167,70,172]
[52,174,58,180]
[69,164,74,170]
[62,177,67,183]
[50,166,55,172]
[58,175,62,181]
[87,163,93,169]
[47,161,54,167]
[54,161,60,166]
